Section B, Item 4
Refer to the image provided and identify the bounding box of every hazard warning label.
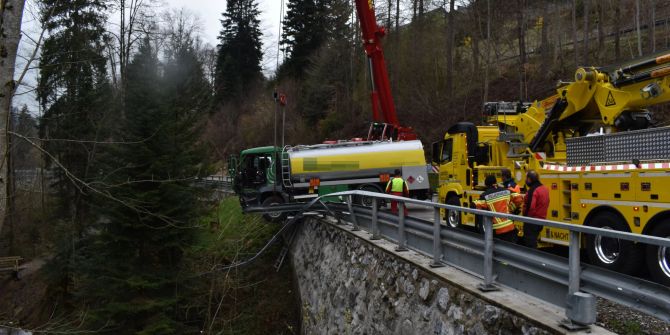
[605,91,616,106]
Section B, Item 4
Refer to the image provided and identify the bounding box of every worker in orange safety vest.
[501,168,521,193]
[474,175,524,242]
[385,169,409,214]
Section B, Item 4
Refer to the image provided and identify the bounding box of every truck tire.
[262,196,286,223]
[356,185,383,208]
[585,212,642,275]
[645,223,670,286]
[445,195,462,228]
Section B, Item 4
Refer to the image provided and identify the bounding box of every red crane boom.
[354,0,416,141]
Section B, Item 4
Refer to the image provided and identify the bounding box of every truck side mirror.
[431,141,441,165]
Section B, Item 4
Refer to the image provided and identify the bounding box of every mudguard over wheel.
[585,211,643,275]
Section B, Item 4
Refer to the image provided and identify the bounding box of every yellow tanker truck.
[434,53,670,285]
[230,139,431,222]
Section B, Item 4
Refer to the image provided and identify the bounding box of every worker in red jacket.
[522,170,550,248]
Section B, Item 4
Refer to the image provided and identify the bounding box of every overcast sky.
[164,0,285,73]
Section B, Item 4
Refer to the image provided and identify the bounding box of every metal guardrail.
[195,175,234,192]
[248,190,670,329]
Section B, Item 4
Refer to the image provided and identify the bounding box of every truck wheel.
[356,185,382,208]
[645,223,670,286]
[586,212,642,275]
[445,195,462,228]
[262,196,286,223]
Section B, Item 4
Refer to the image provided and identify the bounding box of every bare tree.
[649,0,655,53]
[583,0,589,65]
[517,0,527,101]
[614,0,621,61]
[597,1,604,62]
[483,0,491,102]
[540,2,550,69]
[636,0,642,56]
[572,0,578,66]
[445,0,455,99]
[0,0,26,236]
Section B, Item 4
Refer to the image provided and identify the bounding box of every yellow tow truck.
[433,53,670,285]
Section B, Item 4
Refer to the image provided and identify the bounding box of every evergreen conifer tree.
[36,0,112,299]
[280,0,350,77]
[215,0,263,104]
[79,36,212,333]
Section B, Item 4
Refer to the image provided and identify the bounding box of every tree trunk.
[386,0,392,30]
[413,0,417,21]
[395,0,399,31]
[541,2,550,70]
[446,0,455,99]
[583,0,589,65]
[556,1,564,70]
[649,0,656,53]
[517,0,527,101]
[597,1,604,61]
[483,0,491,103]
[614,0,621,61]
[0,0,26,237]
[636,0,642,56]
[572,0,578,67]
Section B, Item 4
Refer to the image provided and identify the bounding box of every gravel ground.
[597,298,670,335]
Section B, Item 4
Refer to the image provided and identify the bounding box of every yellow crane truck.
[433,53,670,285]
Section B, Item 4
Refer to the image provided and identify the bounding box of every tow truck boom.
[488,52,670,156]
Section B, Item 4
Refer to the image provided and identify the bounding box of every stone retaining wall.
[290,218,554,335]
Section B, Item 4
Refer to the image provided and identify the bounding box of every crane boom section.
[354,0,398,125]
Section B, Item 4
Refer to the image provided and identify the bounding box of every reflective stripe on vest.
[483,190,515,231]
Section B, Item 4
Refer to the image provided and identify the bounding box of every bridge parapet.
[291,216,613,335]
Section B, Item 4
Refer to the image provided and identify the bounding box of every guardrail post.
[347,195,359,230]
[561,230,596,331]
[430,207,444,268]
[477,216,499,292]
[568,230,581,295]
[370,198,380,240]
[395,202,408,252]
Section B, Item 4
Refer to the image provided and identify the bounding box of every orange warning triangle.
[605,91,616,107]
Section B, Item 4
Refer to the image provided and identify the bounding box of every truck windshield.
[242,154,273,184]
[441,139,453,163]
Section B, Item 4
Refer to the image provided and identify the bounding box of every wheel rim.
[267,202,281,219]
[361,196,373,207]
[447,209,460,228]
[594,226,621,264]
[657,236,670,279]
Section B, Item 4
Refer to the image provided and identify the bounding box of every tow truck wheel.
[262,196,286,223]
[645,223,670,286]
[445,195,462,228]
[586,212,643,275]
